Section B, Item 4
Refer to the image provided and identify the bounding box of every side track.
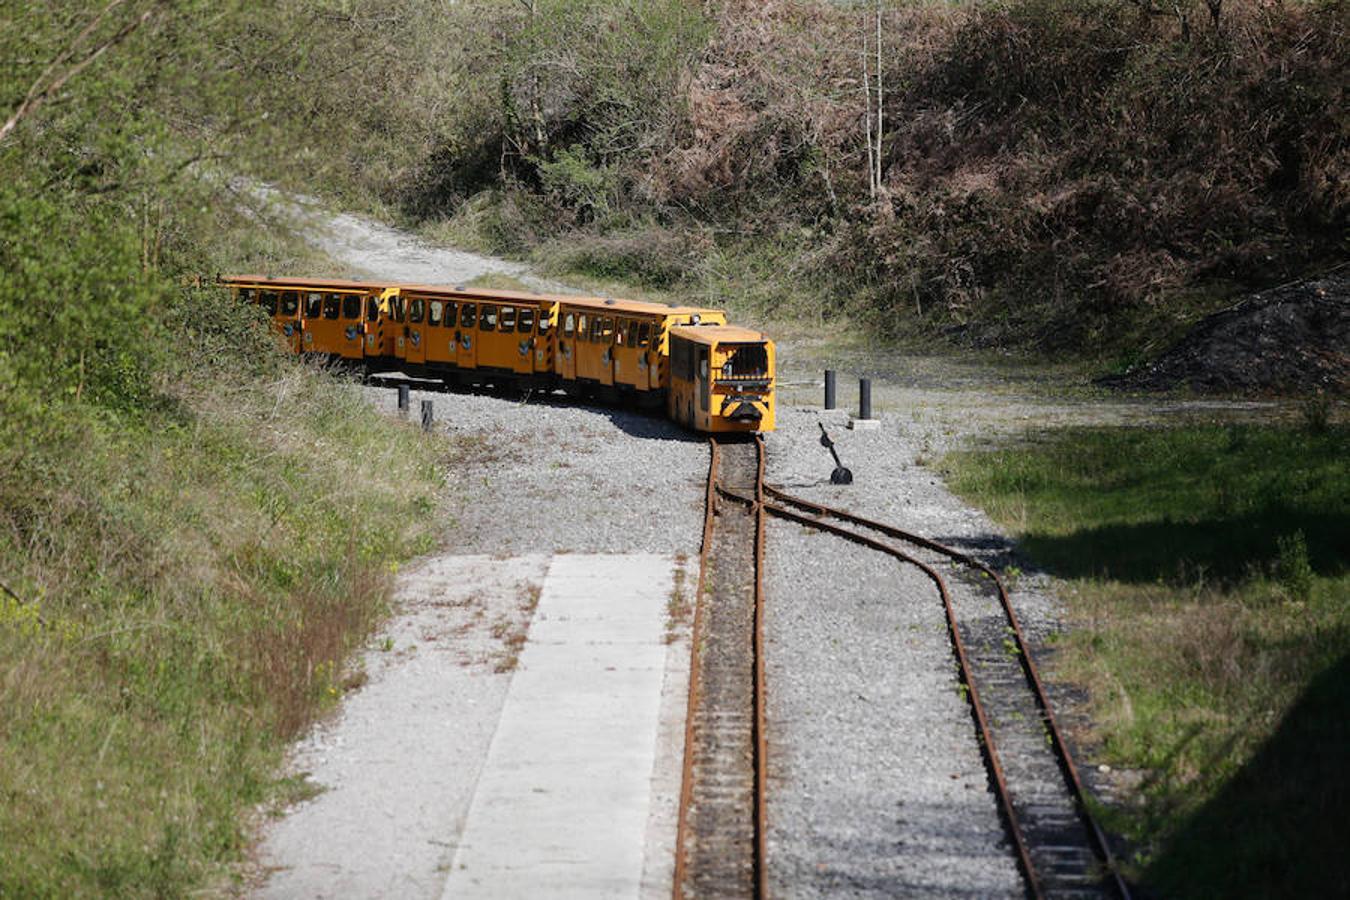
[674,438,767,899]
[759,487,1130,900]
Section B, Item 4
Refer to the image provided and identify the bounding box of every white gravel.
[762,407,1033,897]
[255,554,549,899]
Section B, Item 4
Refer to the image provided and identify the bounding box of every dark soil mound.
[1102,271,1350,396]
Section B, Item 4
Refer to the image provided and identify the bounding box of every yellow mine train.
[222,274,776,433]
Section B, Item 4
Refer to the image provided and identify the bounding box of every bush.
[1276,530,1314,603]
[536,225,711,289]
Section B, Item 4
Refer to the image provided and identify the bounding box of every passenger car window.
[305,292,322,318]
[324,294,341,320]
[280,292,299,317]
[538,310,550,333]
[500,306,516,330]
[638,322,652,348]
[626,320,639,347]
[259,291,278,315]
[445,302,457,328]
[409,298,425,324]
[343,295,361,320]
[237,288,254,304]
[577,314,589,341]
[563,313,575,337]
[460,303,477,328]
[429,301,443,326]
[367,297,380,321]
[518,307,535,333]
[389,296,405,322]
[480,304,497,331]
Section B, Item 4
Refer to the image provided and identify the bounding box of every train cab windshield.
[719,344,769,382]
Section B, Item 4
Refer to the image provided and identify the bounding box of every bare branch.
[0,1,160,144]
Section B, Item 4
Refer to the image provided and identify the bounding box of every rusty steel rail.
[674,436,770,900]
[719,483,1042,899]
[761,485,1131,900]
[751,436,769,900]
[671,438,720,900]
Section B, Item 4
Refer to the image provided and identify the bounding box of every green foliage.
[1276,530,1314,603]
[944,423,1350,894]
[378,0,1348,358]
[0,3,446,894]
[0,179,171,417]
[534,145,619,223]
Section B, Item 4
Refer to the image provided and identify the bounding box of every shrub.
[1276,530,1314,603]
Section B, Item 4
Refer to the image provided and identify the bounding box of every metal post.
[859,378,872,421]
[421,399,433,432]
[824,369,837,410]
[397,383,410,412]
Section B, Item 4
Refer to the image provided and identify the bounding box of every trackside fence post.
[421,400,433,432]
[398,383,410,412]
[824,370,837,410]
[859,378,872,421]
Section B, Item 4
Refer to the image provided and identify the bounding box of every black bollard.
[824,369,837,410]
[397,383,410,412]
[421,399,434,432]
[859,377,872,420]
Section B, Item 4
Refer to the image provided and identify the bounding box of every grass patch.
[942,423,1349,897]
[0,356,444,895]
[0,165,447,895]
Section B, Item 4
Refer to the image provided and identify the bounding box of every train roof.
[393,283,546,304]
[395,283,722,319]
[668,324,771,345]
[223,274,726,320]
[221,274,384,292]
[556,295,722,318]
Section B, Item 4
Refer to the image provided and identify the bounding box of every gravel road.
[251,190,1288,897]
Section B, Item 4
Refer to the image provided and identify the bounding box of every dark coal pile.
[1103,271,1350,396]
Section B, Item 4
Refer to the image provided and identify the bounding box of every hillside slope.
[248,0,1348,363]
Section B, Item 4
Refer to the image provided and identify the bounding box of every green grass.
[0,143,446,894]
[0,354,444,896]
[943,422,1350,897]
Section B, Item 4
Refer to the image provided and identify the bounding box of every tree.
[0,0,163,144]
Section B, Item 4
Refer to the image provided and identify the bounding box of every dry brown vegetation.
[273,0,1345,358]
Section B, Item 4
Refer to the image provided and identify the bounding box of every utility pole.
[862,23,874,200]
[874,0,883,194]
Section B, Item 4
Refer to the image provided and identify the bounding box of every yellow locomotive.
[222,274,776,434]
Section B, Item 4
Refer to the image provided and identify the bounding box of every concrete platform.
[441,553,677,899]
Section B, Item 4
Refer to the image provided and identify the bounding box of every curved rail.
[719,483,1042,898]
[761,486,1130,900]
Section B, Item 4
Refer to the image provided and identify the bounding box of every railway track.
[755,486,1130,900]
[676,437,1127,898]
[674,436,768,900]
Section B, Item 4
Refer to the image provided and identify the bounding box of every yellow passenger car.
[388,285,557,387]
[555,298,725,404]
[667,324,776,433]
[222,275,387,361]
